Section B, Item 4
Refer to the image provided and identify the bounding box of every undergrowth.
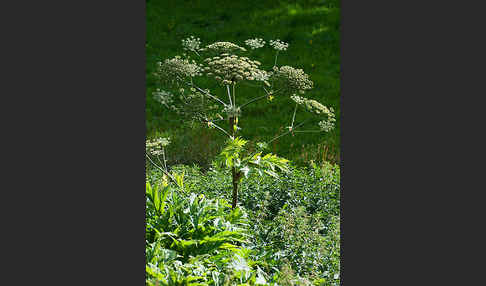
[146,162,340,285]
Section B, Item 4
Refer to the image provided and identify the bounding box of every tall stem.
[187,82,226,106]
[228,116,239,209]
[231,167,238,209]
[291,103,298,128]
[226,85,233,107]
[232,83,236,106]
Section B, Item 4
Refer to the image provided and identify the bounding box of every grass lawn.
[146,0,340,167]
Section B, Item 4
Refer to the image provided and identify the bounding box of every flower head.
[155,56,202,84]
[272,66,313,94]
[146,137,171,156]
[244,38,266,49]
[152,89,173,107]
[291,96,336,132]
[203,55,267,85]
[181,36,201,52]
[318,119,335,132]
[202,41,247,53]
[269,39,289,51]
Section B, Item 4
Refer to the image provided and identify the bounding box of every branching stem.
[186,82,226,106]
[145,153,182,190]
[267,119,310,145]
[240,94,267,109]
[274,51,279,67]
[291,103,298,128]
[209,121,232,138]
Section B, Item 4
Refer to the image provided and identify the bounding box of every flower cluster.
[251,69,270,84]
[201,41,247,53]
[272,66,313,94]
[289,94,305,105]
[269,39,288,51]
[155,56,202,84]
[291,95,336,132]
[152,89,173,107]
[146,137,170,156]
[181,36,201,52]
[290,95,330,115]
[319,118,335,132]
[244,38,265,49]
[203,54,266,85]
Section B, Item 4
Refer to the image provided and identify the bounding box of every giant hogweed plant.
[147,36,335,208]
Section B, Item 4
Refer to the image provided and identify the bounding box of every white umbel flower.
[203,55,266,85]
[181,36,201,52]
[155,56,203,84]
[269,39,289,51]
[202,41,247,53]
[146,137,171,156]
[152,89,173,107]
[244,38,266,49]
[273,65,313,94]
[291,96,336,132]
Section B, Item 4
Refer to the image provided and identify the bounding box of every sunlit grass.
[146,0,340,166]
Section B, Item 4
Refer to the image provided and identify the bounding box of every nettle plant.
[147,36,335,209]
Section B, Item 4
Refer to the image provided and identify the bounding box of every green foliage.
[218,137,248,169]
[146,1,341,283]
[216,137,290,180]
[146,181,280,285]
[146,0,340,166]
[147,162,340,284]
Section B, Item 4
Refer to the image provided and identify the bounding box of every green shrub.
[146,181,277,285]
[146,162,340,284]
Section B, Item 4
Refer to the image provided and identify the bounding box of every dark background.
[1,0,484,284]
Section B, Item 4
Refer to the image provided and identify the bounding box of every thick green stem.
[231,167,238,209]
[229,116,240,209]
